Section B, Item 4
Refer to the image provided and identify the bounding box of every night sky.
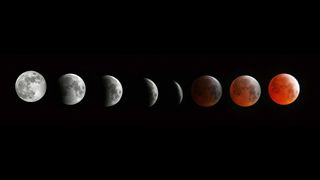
[3,5,320,165]
[1,48,317,128]
[1,14,319,131]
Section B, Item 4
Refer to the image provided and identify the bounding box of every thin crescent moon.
[174,81,183,104]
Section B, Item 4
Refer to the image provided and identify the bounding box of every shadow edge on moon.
[102,75,123,107]
[144,78,159,107]
[58,73,86,105]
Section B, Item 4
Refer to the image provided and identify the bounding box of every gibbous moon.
[15,70,46,102]
[58,73,86,105]
[102,75,123,107]
[268,73,300,105]
[230,75,261,107]
[191,75,222,107]
[144,78,158,107]
[174,81,183,105]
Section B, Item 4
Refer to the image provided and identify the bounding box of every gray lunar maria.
[15,70,47,102]
[102,75,123,107]
[58,73,86,105]
[144,78,159,107]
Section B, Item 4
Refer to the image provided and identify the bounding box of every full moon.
[230,75,261,107]
[15,70,46,102]
[58,73,86,105]
[191,75,222,107]
[144,78,158,107]
[102,75,123,107]
[268,73,300,105]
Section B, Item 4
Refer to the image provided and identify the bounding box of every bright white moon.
[15,70,47,102]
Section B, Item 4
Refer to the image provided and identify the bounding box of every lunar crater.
[144,78,159,107]
[59,73,86,105]
[230,75,261,107]
[15,71,47,102]
[102,75,123,107]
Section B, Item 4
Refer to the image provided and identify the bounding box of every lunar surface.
[58,73,86,105]
[102,75,123,107]
[174,81,183,104]
[268,73,300,105]
[144,78,158,107]
[191,75,222,107]
[15,70,46,102]
[230,75,261,107]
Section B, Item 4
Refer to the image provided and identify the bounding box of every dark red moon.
[191,75,222,107]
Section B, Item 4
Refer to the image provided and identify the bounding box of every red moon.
[230,75,261,107]
[191,75,222,107]
[268,73,300,105]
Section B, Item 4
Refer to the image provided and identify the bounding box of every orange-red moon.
[230,75,261,107]
[268,73,300,105]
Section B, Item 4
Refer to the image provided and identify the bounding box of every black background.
[2,5,320,174]
[1,4,320,172]
[1,48,318,129]
[1,8,320,131]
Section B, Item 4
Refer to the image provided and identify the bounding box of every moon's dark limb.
[58,73,86,105]
[144,78,158,107]
[102,75,123,107]
[191,75,222,107]
[155,80,182,107]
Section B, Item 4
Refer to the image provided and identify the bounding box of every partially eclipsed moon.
[268,73,300,105]
[58,73,86,105]
[102,75,123,107]
[174,81,183,105]
[230,75,261,107]
[144,78,158,107]
[191,75,222,107]
[15,70,46,102]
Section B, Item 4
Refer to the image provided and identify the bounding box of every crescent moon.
[144,78,159,107]
[173,81,183,104]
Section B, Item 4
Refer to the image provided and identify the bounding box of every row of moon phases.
[15,71,300,107]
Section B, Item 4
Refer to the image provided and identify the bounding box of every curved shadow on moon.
[144,78,158,107]
[102,75,123,107]
[58,73,86,105]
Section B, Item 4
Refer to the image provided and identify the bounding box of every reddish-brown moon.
[191,75,222,107]
[268,73,300,105]
[230,75,261,107]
